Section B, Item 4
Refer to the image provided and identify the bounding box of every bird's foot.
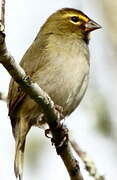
[45,123,68,154]
[51,124,69,154]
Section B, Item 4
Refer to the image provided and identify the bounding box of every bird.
[8,8,101,180]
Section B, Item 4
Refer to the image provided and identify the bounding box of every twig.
[0,1,84,179]
[69,135,105,180]
[0,0,5,25]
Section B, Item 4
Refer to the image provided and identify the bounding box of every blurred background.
[0,0,117,179]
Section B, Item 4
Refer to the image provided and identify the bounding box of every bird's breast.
[33,37,90,116]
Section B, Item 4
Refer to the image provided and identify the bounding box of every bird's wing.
[8,36,48,118]
[8,77,26,114]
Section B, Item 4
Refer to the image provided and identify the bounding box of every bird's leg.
[45,105,64,139]
[44,105,67,149]
[47,122,69,155]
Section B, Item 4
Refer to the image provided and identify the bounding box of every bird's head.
[40,8,101,44]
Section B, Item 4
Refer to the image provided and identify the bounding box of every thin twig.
[70,135,105,180]
[0,0,5,25]
[0,1,84,180]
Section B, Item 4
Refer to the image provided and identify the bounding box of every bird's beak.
[85,20,101,32]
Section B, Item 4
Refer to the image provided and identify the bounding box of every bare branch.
[70,135,105,180]
[0,1,84,180]
[0,0,5,25]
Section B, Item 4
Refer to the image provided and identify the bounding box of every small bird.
[8,8,101,180]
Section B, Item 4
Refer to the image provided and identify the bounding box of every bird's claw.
[51,124,68,150]
[45,128,52,138]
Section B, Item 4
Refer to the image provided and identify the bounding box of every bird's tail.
[14,139,26,180]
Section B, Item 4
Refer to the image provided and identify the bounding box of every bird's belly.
[63,73,89,115]
[35,55,89,116]
[47,73,89,116]
[20,54,89,125]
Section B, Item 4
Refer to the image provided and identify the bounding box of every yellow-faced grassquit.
[8,8,101,180]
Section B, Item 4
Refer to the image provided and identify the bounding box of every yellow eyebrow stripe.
[63,13,89,22]
[78,15,89,22]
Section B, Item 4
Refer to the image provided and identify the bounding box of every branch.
[70,135,105,180]
[0,0,5,25]
[0,1,84,180]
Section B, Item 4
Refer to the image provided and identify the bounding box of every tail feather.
[14,140,26,180]
[19,174,22,180]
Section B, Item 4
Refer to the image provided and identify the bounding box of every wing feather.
[8,35,49,125]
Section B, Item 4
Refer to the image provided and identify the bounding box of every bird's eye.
[71,16,79,23]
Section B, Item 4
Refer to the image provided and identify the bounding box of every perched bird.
[8,8,101,180]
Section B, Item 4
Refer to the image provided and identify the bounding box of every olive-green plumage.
[8,8,101,180]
